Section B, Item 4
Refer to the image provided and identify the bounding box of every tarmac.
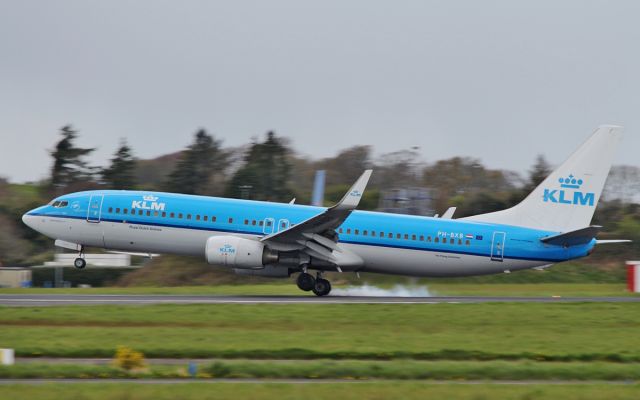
[1,293,639,306]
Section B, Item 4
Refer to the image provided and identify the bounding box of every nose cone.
[22,212,34,229]
[22,209,40,231]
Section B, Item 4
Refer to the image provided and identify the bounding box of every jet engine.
[205,236,278,269]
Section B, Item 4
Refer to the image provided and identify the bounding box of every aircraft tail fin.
[463,125,623,232]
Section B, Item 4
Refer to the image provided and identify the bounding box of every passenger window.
[428,236,432,242]
[138,210,143,216]
[252,220,256,226]
[212,216,217,222]
[244,219,249,225]
[458,239,462,245]
[450,238,454,244]
[116,208,120,213]
[203,215,208,221]
[170,212,175,218]
[435,237,439,243]
[379,232,384,237]
[465,240,470,246]
[266,220,271,227]
[397,233,401,239]
[178,213,183,219]
[281,222,286,228]
[162,212,166,217]
[355,229,359,235]
[196,215,201,221]
[228,217,233,223]
[371,231,375,236]
[347,229,351,234]
[412,234,416,240]
[363,230,368,236]
[404,234,408,240]
[339,228,343,233]
[420,235,424,241]
[187,214,191,220]
[259,220,263,226]
[108,207,113,213]
[123,209,128,215]
[154,211,159,217]
[146,210,151,216]
[388,233,392,238]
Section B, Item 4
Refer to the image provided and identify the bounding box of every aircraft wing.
[261,170,372,265]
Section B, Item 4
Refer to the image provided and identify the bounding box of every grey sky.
[1,0,639,183]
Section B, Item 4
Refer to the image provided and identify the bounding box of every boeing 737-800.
[22,126,629,296]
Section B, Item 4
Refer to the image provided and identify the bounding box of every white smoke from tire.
[331,283,433,297]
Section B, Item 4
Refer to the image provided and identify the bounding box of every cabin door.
[263,218,275,234]
[490,231,506,261]
[86,194,104,223]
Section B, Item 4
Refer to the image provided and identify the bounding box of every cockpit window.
[50,200,69,208]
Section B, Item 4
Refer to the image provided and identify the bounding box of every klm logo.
[543,175,594,206]
[219,244,235,255]
[349,190,362,198]
[131,195,166,211]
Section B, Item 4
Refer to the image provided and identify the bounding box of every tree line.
[1,124,639,266]
[47,124,640,216]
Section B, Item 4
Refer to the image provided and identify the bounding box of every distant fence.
[42,253,132,268]
[30,253,142,288]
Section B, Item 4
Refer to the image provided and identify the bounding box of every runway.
[1,294,639,306]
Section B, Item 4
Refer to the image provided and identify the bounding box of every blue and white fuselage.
[21,125,626,295]
[23,190,592,277]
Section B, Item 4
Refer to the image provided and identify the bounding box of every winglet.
[332,170,373,211]
[441,207,456,219]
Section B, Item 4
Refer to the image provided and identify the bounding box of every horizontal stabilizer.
[596,239,632,244]
[541,226,601,247]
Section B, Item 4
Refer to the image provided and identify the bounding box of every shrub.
[113,346,146,371]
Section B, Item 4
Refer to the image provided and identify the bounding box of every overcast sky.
[1,0,639,183]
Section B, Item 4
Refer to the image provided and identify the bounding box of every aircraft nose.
[22,211,36,229]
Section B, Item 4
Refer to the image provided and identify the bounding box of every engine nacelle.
[234,265,291,278]
[205,236,278,269]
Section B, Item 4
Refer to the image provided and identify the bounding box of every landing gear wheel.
[74,257,86,269]
[296,272,315,292]
[312,278,331,297]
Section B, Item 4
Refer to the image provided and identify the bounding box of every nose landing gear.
[74,258,86,269]
[74,246,86,269]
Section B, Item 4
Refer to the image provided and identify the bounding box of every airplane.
[22,125,629,296]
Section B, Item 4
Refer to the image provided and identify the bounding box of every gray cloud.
[1,0,639,182]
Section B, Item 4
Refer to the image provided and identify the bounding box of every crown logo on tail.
[558,174,583,189]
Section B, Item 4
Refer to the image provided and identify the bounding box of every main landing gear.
[74,246,86,269]
[296,271,331,297]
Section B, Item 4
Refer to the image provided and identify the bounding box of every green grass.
[428,283,634,297]
[1,282,635,297]
[1,303,639,361]
[0,382,639,400]
[2,360,640,381]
